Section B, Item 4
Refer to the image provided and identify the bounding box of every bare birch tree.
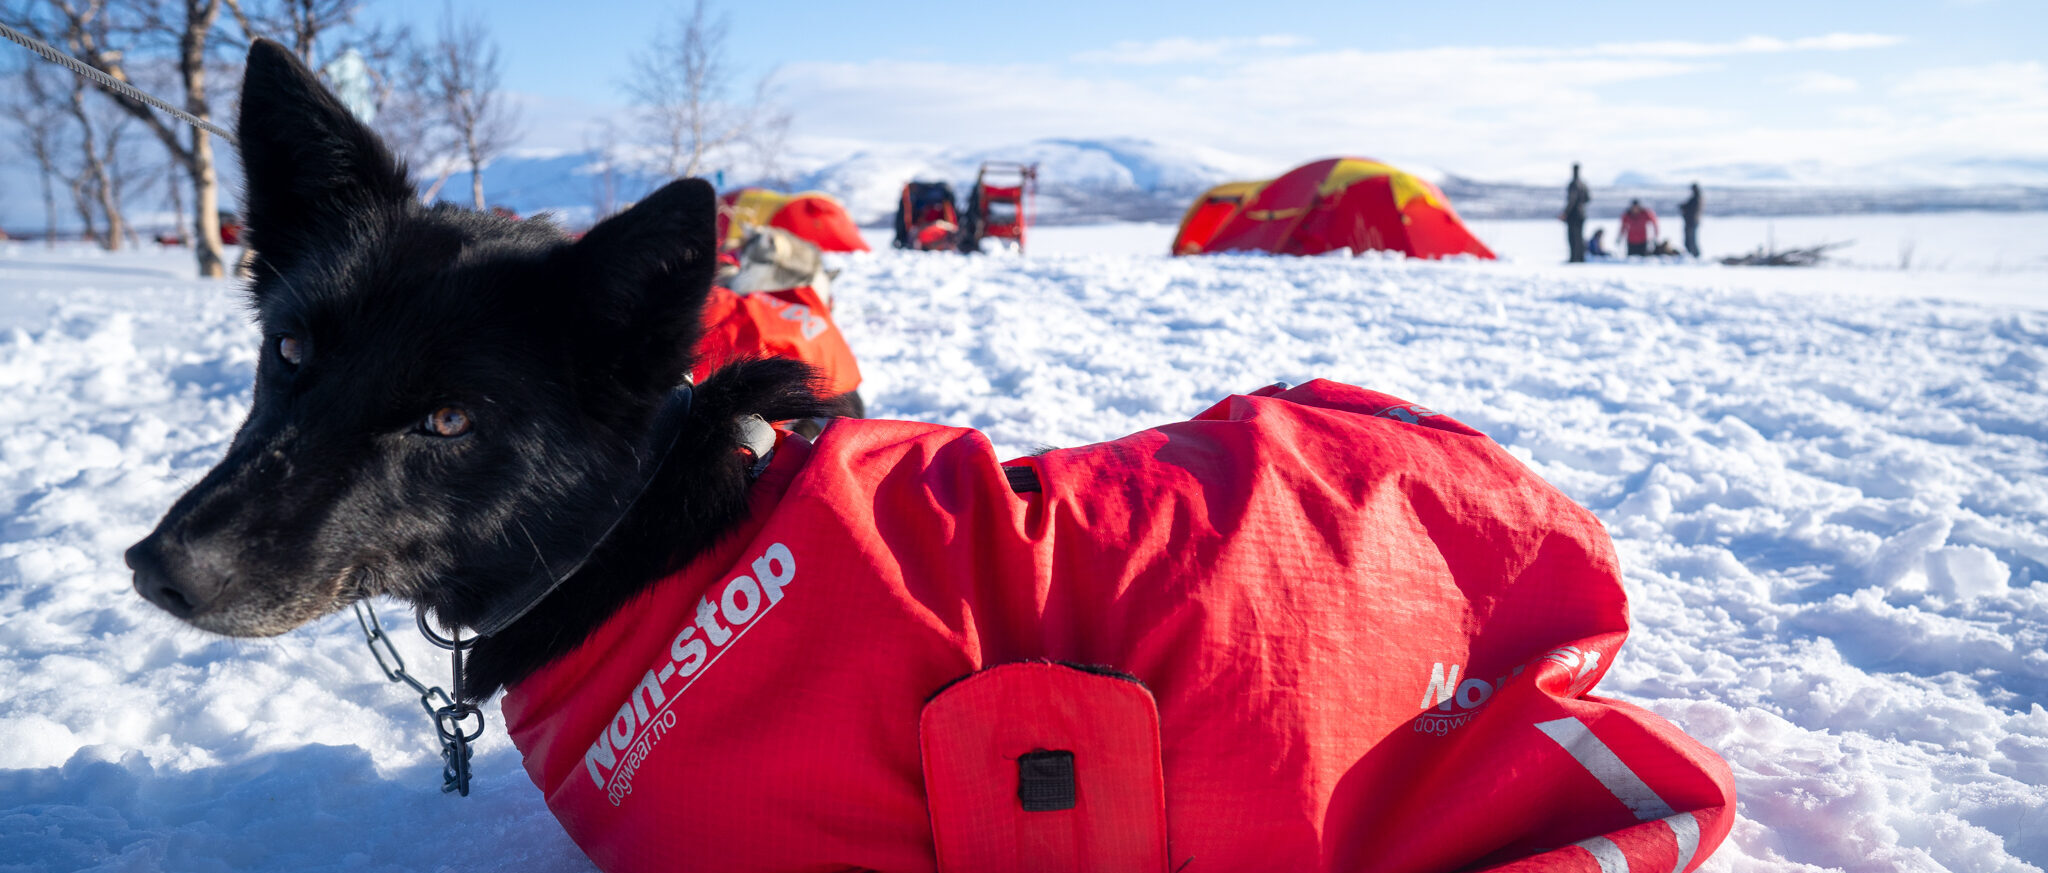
[220,0,356,65]
[160,139,186,240]
[223,0,439,192]
[1,49,135,247]
[63,69,129,249]
[627,0,727,180]
[428,9,519,210]
[360,29,439,172]
[625,0,790,182]
[743,73,793,186]
[586,120,623,219]
[14,0,234,276]
[222,0,416,131]
[94,101,154,247]
[3,59,70,246]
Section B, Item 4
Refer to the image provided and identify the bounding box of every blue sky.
[361,0,2048,184]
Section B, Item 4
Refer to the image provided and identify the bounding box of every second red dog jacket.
[693,284,862,398]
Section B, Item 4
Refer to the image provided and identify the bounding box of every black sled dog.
[127,40,1734,873]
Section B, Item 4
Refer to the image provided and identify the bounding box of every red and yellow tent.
[1173,157,1494,260]
[717,188,870,253]
[1171,180,1266,256]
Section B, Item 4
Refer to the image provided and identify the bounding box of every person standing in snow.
[1563,163,1591,262]
[1619,199,1659,257]
[1679,182,1702,258]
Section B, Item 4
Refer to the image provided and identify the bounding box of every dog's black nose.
[127,536,225,619]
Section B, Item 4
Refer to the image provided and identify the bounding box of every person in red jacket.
[1619,199,1660,257]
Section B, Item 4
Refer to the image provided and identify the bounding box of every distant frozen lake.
[862,211,2048,308]
[1467,210,2048,273]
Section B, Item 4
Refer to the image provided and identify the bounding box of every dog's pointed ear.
[562,178,720,396]
[236,38,412,267]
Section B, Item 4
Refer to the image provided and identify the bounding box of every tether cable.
[1,20,238,145]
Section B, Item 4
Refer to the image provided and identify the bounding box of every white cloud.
[759,35,2038,184]
[1894,61,2048,104]
[1434,32,1905,60]
[1783,71,1860,94]
[1073,34,1310,65]
[1882,62,2048,158]
[1581,33,1904,57]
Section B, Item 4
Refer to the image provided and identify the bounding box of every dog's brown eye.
[278,335,303,366]
[425,407,472,438]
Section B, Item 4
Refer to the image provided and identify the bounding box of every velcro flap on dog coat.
[920,662,1168,873]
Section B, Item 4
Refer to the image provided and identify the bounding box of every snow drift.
[1,236,2045,871]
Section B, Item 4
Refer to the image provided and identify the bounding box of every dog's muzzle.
[126,533,231,619]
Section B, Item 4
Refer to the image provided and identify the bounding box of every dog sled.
[893,181,961,252]
[959,161,1036,254]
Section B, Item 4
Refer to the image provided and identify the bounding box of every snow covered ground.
[888,212,2048,305]
[3,216,2046,871]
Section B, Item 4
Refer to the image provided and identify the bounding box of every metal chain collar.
[351,600,484,796]
[346,387,722,797]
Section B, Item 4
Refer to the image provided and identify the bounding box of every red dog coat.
[502,380,1735,872]
[693,285,862,397]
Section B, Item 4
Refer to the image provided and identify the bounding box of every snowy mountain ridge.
[5,135,2046,234]
[425,136,1279,229]
[437,138,2048,228]
[775,136,1278,226]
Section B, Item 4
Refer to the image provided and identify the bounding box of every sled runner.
[502,380,1734,873]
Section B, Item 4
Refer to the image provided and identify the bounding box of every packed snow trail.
[2,241,2044,871]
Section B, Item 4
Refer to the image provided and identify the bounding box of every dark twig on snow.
[1720,240,1853,267]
